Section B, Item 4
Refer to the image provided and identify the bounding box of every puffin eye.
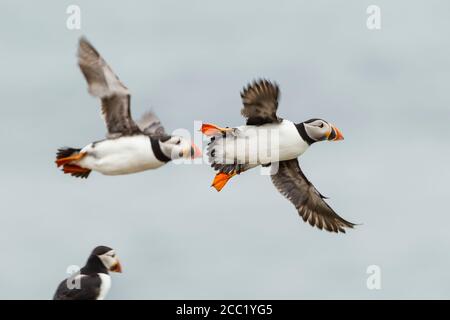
[318,123,324,128]
[176,139,181,145]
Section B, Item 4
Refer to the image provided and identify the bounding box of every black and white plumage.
[202,79,355,233]
[53,246,122,300]
[55,37,201,178]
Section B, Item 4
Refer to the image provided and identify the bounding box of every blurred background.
[0,0,449,299]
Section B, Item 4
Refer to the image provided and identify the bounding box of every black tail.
[56,147,91,179]
[56,147,81,160]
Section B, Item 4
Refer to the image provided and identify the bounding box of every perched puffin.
[55,37,201,178]
[201,79,355,233]
[53,246,122,300]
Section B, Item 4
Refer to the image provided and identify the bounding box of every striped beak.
[190,143,202,158]
[110,259,122,273]
[327,125,344,141]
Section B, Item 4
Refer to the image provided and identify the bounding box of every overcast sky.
[1,0,450,299]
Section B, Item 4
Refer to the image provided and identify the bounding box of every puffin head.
[297,119,344,144]
[92,246,122,273]
[160,136,202,160]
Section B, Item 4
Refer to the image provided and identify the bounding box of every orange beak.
[191,143,202,158]
[328,125,344,141]
[110,260,122,273]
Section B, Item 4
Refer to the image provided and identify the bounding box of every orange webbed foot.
[212,172,236,192]
[200,123,233,136]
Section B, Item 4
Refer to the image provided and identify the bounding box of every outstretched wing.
[271,159,355,233]
[240,79,281,125]
[77,37,141,137]
[136,111,167,137]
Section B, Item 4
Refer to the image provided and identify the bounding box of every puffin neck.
[295,123,316,145]
[150,137,171,163]
[81,255,109,275]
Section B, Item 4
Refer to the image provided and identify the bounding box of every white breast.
[79,135,166,175]
[217,120,308,165]
[97,273,111,300]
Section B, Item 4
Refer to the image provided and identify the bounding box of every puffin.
[55,37,201,178]
[53,246,122,300]
[201,79,355,233]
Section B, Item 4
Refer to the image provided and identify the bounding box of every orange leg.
[55,152,87,167]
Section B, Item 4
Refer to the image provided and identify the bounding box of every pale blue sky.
[0,0,449,299]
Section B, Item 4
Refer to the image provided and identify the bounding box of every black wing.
[77,37,141,138]
[53,275,101,300]
[271,159,355,233]
[240,79,281,125]
[136,111,167,137]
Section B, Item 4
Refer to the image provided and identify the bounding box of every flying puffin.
[53,246,122,300]
[201,79,355,233]
[55,37,201,178]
